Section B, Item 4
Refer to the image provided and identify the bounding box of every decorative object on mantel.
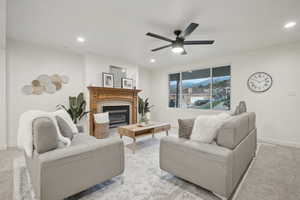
[110,65,126,88]
[88,87,141,137]
[56,93,89,129]
[138,96,154,125]
[247,72,273,93]
[22,74,69,95]
[102,72,114,88]
[121,78,134,89]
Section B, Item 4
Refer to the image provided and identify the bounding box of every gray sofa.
[160,112,256,199]
[25,118,124,200]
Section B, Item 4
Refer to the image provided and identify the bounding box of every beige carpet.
[234,144,300,200]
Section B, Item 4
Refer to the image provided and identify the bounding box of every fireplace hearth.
[103,105,130,128]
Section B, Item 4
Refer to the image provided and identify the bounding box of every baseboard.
[259,137,300,148]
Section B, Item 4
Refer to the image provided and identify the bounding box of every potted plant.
[138,96,154,124]
[57,92,89,131]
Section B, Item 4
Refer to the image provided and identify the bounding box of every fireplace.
[88,87,141,137]
[103,105,130,128]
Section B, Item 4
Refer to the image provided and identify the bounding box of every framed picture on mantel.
[102,73,114,88]
[121,78,133,89]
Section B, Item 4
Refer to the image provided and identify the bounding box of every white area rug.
[13,135,221,200]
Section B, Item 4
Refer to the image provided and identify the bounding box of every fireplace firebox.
[103,105,130,128]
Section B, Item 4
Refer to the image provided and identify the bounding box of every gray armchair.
[25,117,124,200]
[160,112,257,199]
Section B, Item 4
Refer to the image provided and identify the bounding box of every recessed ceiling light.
[150,58,156,63]
[76,36,85,43]
[284,22,296,29]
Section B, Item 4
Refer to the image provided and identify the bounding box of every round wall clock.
[247,72,273,92]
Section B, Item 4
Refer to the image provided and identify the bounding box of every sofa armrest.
[160,136,233,198]
[39,138,123,164]
[36,138,124,200]
[160,136,232,163]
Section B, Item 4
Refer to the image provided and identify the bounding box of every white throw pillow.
[52,109,78,134]
[94,112,109,124]
[191,113,231,143]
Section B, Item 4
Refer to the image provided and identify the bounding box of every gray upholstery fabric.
[178,118,195,139]
[76,125,84,133]
[25,134,124,200]
[55,116,74,140]
[32,117,58,154]
[160,137,233,198]
[232,129,257,189]
[160,112,257,198]
[217,112,255,149]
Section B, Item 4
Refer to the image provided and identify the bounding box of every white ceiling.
[7,0,300,67]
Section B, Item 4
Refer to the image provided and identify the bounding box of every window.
[181,69,211,109]
[168,66,231,110]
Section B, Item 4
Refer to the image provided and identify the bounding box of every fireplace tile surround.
[88,87,141,137]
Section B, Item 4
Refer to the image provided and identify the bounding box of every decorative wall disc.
[22,85,33,95]
[22,74,69,95]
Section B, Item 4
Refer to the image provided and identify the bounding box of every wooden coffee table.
[118,122,171,153]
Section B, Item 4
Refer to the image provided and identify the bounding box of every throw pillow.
[33,117,58,154]
[239,101,247,113]
[55,116,74,140]
[178,118,195,139]
[52,109,78,134]
[231,101,247,116]
[191,113,231,143]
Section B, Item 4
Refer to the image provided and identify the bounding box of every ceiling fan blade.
[146,32,173,43]
[184,40,215,45]
[180,23,199,38]
[151,44,172,52]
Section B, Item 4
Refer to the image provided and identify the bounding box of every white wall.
[6,39,85,146]
[84,53,139,88]
[150,42,300,147]
[5,40,146,146]
[0,0,7,149]
[138,67,152,99]
[83,53,141,132]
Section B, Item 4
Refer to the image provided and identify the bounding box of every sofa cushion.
[217,113,254,149]
[55,116,74,140]
[71,133,98,146]
[33,117,58,154]
[178,118,195,139]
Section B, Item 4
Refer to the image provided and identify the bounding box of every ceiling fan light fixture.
[171,46,184,54]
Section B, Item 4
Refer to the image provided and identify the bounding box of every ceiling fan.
[146,23,214,55]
